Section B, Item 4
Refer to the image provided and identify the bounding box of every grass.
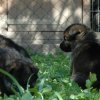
[1,52,100,100]
[29,52,81,99]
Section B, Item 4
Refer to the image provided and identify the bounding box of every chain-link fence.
[0,0,90,53]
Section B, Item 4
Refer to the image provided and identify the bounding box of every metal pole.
[98,0,99,31]
[82,0,83,24]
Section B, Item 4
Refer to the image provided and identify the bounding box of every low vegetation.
[0,52,100,100]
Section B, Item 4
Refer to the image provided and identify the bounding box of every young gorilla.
[0,35,38,95]
[60,23,100,89]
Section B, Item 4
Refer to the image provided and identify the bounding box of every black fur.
[0,35,38,95]
[0,35,30,58]
[60,23,100,89]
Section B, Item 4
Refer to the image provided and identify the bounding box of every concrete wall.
[0,0,91,53]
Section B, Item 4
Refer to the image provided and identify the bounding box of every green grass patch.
[0,52,100,100]
[30,52,81,100]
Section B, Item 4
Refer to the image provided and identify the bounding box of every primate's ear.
[76,31,86,39]
[80,31,86,36]
[71,29,86,35]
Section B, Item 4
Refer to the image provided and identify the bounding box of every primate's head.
[60,23,96,52]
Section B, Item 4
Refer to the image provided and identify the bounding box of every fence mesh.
[0,0,90,53]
